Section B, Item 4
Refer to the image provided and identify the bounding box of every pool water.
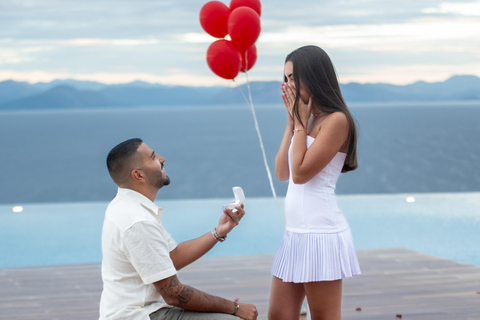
[1,192,479,269]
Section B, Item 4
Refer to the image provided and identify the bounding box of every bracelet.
[211,227,227,242]
[232,301,239,315]
[293,128,306,134]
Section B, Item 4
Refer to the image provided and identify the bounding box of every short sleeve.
[122,221,177,284]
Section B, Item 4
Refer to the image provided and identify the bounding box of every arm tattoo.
[160,275,194,306]
[170,276,179,287]
[159,287,167,297]
[159,276,224,310]
[177,286,194,306]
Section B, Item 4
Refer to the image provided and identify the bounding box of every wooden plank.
[342,248,480,320]
[1,248,479,320]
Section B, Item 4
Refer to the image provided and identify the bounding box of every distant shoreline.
[1,75,480,111]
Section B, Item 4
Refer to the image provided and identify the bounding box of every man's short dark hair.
[107,138,143,186]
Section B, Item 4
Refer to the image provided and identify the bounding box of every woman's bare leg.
[304,279,342,320]
[268,276,306,320]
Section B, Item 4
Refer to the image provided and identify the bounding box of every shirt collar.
[116,187,164,220]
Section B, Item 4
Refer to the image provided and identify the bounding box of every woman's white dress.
[271,135,361,282]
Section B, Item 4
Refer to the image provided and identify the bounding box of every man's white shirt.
[99,188,177,320]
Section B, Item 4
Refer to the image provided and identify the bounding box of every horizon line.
[0,73,478,88]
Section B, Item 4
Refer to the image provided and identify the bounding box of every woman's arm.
[290,111,349,184]
[275,83,295,181]
[275,123,294,181]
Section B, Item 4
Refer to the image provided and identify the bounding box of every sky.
[1,0,480,86]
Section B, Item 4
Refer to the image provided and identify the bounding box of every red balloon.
[228,7,261,50]
[240,44,257,72]
[200,1,230,38]
[207,40,241,79]
[230,0,261,17]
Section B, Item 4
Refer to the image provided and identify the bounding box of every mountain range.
[0,75,479,110]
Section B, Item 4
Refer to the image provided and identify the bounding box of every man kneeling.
[99,138,258,320]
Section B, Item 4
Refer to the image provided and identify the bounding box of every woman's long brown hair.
[285,45,358,172]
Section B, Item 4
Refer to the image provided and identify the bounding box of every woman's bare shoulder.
[322,112,348,130]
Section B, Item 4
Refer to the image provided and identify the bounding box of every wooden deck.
[1,248,479,320]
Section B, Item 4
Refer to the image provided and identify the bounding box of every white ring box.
[223,186,245,211]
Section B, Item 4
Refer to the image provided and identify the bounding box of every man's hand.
[216,203,245,238]
[237,303,258,320]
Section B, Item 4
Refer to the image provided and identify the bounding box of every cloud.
[0,0,203,40]
[0,51,30,65]
[58,38,160,46]
[0,47,45,65]
[423,1,480,16]
[1,0,480,85]
[184,16,480,52]
[260,0,476,28]
[337,63,480,85]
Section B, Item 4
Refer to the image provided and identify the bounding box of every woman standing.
[269,45,361,320]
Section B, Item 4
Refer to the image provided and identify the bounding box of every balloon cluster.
[200,0,261,80]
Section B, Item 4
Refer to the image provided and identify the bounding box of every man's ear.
[131,169,146,182]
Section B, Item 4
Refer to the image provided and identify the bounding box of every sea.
[0,101,479,204]
[1,101,480,268]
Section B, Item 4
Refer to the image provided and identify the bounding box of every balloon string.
[234,53,285,228]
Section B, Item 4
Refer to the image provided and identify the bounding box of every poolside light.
[405,197,415,203]
[12,206,23,213]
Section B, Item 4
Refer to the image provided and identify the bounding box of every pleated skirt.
[271,228,361,283]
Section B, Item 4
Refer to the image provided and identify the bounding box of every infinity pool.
[1,192,479,268]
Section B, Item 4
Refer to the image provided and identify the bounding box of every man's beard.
[161,175,170,187]
[145,168,170,189]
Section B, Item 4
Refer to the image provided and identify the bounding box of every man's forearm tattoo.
[177,286,194,306]
[160,276,194,306]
